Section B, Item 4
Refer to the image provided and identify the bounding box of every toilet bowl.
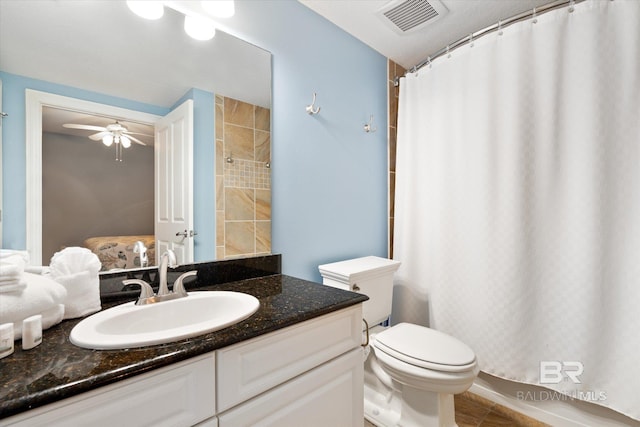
[319,256,479,427]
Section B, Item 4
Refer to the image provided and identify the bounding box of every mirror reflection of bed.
[41,107,156,271]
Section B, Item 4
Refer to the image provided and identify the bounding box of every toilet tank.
[318,256,401,326]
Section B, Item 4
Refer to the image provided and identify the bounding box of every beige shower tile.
[255,106,270,131]
[216,139,224,176]
[225,188,254,220]
[255,130,271,163]
[255,189,271,221]
[224,97,254,128]
[224,124,254,160]
[389,126,397,172]
[256,221,271,254]
[215,94,224,105]
[215,103,224,140]
[389,81,398,128]
[225,221,255,256]
[216,210,225,246]
[216,246,225,260]
[216,174,224,210]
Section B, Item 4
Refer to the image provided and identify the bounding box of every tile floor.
[364,391,549,427]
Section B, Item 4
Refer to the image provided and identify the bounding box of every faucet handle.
[123,279,155,305]
[172,271,197,297]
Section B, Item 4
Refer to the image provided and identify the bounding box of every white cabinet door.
[218,348,364,427]
[2,353,216,427]
[155,99,194,264]
[216,306,362,412]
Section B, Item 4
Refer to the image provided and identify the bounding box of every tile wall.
[388,60,405,258]
[215,95,271,259]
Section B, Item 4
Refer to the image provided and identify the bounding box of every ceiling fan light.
[184,15,216,41]
[102,134,114,146]
[127,1,164,20]
[121,135,132,148]
[201,0,235,18]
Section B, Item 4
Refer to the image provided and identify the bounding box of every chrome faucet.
[123,249,197,306]
[158,250,178,297]
[133,240,148,268]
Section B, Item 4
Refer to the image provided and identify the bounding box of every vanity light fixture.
[184,15,216,41]
[127,1,234,41]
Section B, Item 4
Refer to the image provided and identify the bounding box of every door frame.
[25,90,161,265]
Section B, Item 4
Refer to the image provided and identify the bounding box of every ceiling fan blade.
[88,131,109,141]
[63,123,107,132]
[126,134,147,146]
[124,131,153,137]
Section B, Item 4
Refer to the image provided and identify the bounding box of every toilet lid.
[373,323,476,373]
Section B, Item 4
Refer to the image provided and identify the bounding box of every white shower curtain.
[393,0,640,420]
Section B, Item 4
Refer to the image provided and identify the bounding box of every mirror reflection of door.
[154,100,194,265]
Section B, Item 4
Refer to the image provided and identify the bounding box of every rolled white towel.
[48,247,102,319]
[54,271,101,319]
[0,273,67,340]
[49,247,101,277]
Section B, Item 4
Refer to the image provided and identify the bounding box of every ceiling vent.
[377,0,448,35]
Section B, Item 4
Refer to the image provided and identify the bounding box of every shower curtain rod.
[405,0,585,77]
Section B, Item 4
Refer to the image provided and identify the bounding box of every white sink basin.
[70,291,260,350]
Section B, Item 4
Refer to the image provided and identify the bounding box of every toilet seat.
[373,323,476,373]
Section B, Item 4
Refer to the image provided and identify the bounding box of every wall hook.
[306,92,321,115]
[226,153,234,163]
[364,115,377,133]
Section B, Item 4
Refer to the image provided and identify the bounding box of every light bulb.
[121,135,132,148]
[127,1,164,20]
[201,0,235,18]
[184,15,216,40]
[102,134,114,146]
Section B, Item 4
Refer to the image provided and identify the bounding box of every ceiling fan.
[62,120,152,161]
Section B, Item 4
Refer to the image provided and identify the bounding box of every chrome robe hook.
[306,92,321,115]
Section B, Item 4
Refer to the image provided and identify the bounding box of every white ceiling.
[299,0,551,70]
[0,0,271,109]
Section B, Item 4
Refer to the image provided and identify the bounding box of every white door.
[155,99,194,264]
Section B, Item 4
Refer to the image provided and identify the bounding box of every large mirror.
[0,1,272,271]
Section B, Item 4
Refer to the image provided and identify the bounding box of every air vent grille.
[378,0,448,34]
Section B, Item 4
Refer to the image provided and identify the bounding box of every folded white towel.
[0,277,27,293]
[0,273,67,340]
[48,247,102,319]
[0,255,27,293]
[0,249,30,264]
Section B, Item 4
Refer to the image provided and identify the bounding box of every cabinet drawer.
[216,305,362,412]
[2,353,216,427]
[218,347,364,427]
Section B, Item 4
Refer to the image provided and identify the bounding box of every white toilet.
[319,256,479,427]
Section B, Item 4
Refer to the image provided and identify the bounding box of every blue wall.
[222,1,389,281]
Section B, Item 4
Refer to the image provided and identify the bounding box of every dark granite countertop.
[0,273,367,419]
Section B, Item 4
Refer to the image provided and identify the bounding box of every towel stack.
[0,271,67,340]
[48,247,102,319]
[0,250,30,293]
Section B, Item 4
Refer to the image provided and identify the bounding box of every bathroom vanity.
[0,256,367,427]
